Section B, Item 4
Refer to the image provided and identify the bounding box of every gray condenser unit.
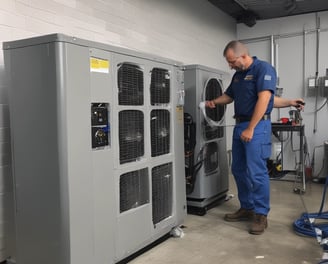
[3,34,186,264]
[183,64,229,215]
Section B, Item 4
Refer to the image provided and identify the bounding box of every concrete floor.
[130,175,326,264]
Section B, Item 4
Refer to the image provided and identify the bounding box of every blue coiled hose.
[293,212,328,237]
[293,175,328,237]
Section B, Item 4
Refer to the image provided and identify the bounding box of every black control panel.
[91,103,110,149]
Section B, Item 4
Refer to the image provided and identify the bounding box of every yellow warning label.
[90,57,109,73]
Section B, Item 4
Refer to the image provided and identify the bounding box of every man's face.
[225,49,245,72]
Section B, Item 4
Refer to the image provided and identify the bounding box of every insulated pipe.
[270,35,274,67]
[303,28,306,98]
[316,14,320,77]
[274,40,281,120]
[274,40,279,86]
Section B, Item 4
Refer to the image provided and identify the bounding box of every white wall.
[0,0,236,261]
[237,12,328,177]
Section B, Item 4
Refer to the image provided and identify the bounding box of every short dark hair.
[223,40,249,57]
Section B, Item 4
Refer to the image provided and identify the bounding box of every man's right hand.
[205,100,216,108]
[293,99,305,111]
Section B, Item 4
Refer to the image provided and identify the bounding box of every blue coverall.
[225,56,277,216]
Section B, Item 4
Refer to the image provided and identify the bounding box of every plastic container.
[281,117,289,124]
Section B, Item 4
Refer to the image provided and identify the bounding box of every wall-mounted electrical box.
[307,77,317,97]
[318,76,328,97]
[307,69,328,97]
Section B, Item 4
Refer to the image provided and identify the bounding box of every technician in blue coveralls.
[206,40,304,235]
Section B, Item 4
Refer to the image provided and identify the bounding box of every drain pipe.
[313,13,320,134]
[270,35,275,67]
[272,35,282,120]
[303,27,306,98]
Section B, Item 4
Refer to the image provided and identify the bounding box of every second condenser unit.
[184,65,229,215]
[4,34,186,264]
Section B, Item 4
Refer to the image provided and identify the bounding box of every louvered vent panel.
[150,68,170,105]
[204,78,225,140]
[204,142,219,174]
[152,163,173,225]
[120,168,149,213]
[118,63,144,105]
[203,123,224,140]
[119,110,144,164]
[151,110,170,157]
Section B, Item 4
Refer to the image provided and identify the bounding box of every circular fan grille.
[204,78,225,123]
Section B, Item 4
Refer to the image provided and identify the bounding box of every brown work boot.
[224,208,255,222]
[249,214,268,235]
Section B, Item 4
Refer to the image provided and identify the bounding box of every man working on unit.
[206,40,304,235]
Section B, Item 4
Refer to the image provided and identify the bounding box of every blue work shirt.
[225,56,277,117]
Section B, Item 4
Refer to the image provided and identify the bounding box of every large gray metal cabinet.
[3,34,186,264]
[183,65,229,215]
